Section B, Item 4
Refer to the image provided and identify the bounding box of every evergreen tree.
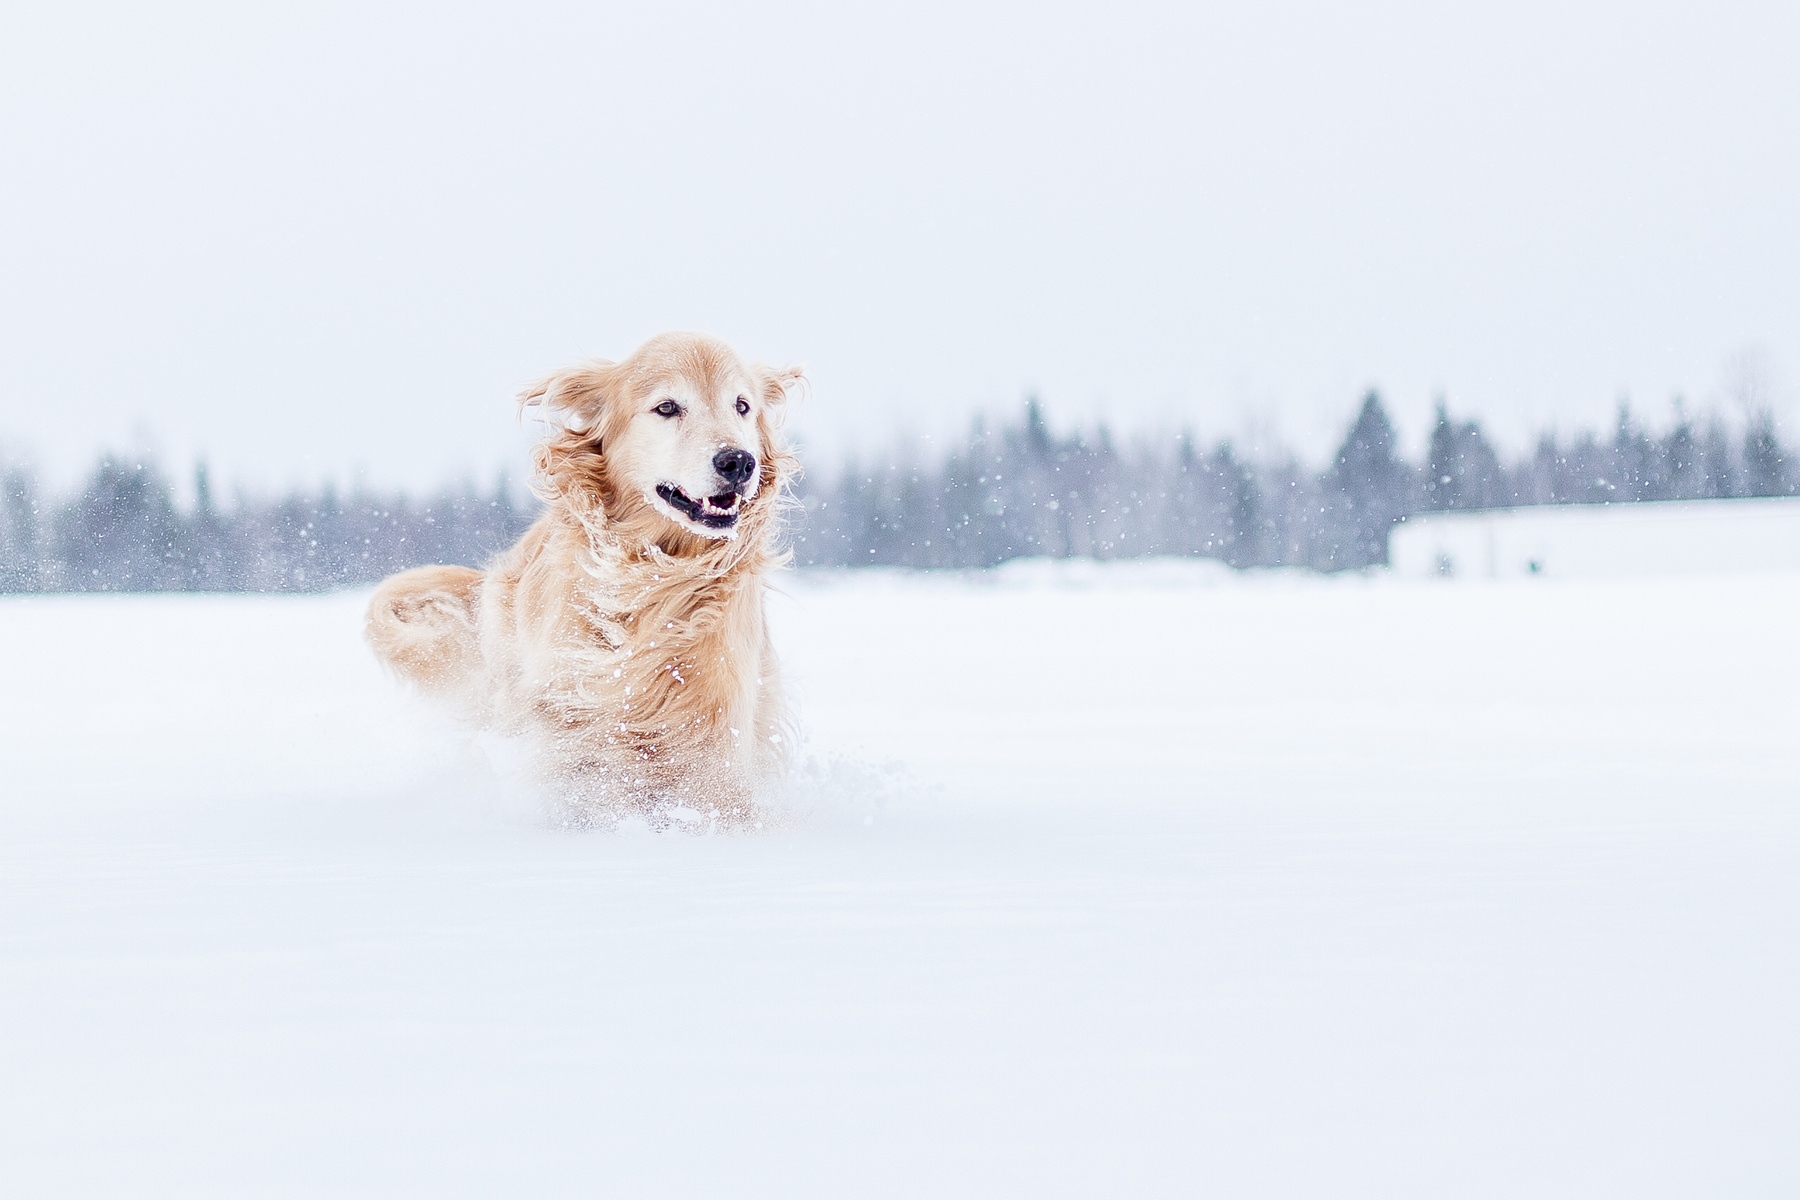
[185,462,237,590]
[55,457,185,591]
[1742,411,1792,497]
[1610,401,1660,501]
[1695,418,1739,499]
[1422,401,1505,511]
[1205,443,1265,567]
[1317,391,1412,567]
[1517,432,1567,506]
[0,466,44,592]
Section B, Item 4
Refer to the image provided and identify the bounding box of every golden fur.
[365,332,803,823]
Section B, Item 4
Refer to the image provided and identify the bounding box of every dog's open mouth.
[655,483,742,530]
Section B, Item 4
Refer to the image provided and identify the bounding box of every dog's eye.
[735,397,751,417]
[653,400,681,418]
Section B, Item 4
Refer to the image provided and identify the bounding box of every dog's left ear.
[757,364,806,409]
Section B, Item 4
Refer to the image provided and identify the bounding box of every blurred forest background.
[1,395,1792,592]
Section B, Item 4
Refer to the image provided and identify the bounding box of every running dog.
[365,332,803,822]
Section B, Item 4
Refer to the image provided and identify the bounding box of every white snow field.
[2,562,1797,1198]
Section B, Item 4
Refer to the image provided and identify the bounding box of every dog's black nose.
[713,447,757,488]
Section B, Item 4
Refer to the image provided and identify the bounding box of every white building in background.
[1387,496,1800,581]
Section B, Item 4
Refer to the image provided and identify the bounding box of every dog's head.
[523,332,802,546]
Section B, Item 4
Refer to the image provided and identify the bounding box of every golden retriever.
[364,332,803,824]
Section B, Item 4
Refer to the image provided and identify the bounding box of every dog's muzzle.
[656,482,744,530]
[656,448,758,531]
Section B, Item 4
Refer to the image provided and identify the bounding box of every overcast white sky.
[2,0,1797,492]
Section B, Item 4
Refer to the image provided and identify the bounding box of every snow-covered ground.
[3,562,1797,1197]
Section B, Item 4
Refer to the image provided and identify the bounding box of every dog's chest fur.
[480,515,776,782]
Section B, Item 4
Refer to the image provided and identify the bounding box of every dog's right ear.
[518,360,622,433]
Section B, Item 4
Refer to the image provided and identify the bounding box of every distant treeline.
[1,396,1793,591]
[0,462,530,593]
[795,397,1796,571]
